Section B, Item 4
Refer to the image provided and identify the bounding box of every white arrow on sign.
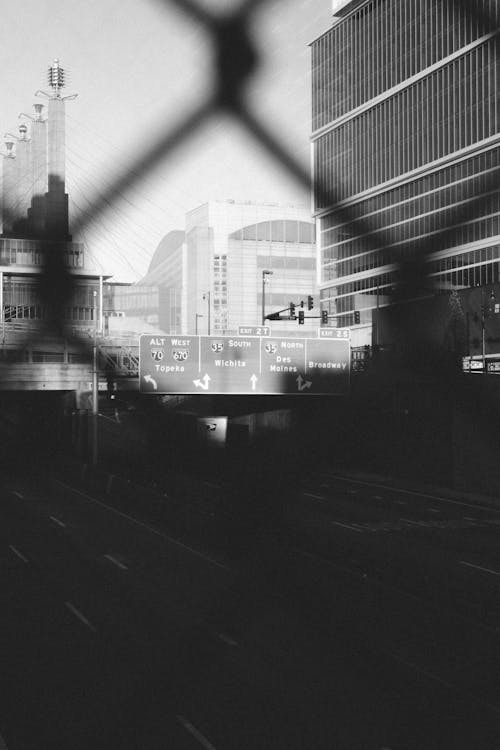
[193,373,211,391]
[296,374,312,392]
[144,374,158,390]
[250,374,258,391]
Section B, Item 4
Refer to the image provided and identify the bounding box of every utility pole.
[481,286,486,374]
[203,291,211,335]
[261,269,273,325]
[481,287,497,374]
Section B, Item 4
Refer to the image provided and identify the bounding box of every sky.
[0,0,333,281]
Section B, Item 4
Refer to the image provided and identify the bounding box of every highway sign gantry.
[139,334,350,395]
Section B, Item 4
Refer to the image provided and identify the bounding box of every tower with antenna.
[19,103,48,236]
[2,138,16,234]
[2,59,77,240]
[33,58,77,240]
[0,60,108,350]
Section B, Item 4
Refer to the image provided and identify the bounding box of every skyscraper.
[311,0,500,348]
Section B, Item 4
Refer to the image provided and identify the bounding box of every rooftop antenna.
[35,59,78,102]
[48,58,64,97]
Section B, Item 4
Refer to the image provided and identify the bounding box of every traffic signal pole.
[264,297,362,326]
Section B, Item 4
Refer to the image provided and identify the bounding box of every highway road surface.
[0,468,500,748]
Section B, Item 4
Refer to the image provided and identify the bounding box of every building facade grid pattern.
[312,0,500,339]
[312,0,498,132]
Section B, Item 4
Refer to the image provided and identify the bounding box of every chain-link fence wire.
[9,0,500,369]
[3,4,500,734]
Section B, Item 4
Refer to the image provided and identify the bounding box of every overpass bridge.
[0,323,381,394]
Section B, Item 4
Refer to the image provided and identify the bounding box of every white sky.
[0,0,332,281]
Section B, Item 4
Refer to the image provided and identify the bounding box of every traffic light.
[354,310,360,324]
[289,302,296,319]
[321,310,328,324]
[298,310,305,325]
[307,295,314,310]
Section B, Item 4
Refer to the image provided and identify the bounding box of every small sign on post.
[238,326,270,336]
[318,328,351,339]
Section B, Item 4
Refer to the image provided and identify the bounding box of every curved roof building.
[185,200,316,336]
[108,200,317,337]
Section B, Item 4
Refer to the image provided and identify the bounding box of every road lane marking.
[400,518,434,528]
[400,518,420,525]
[50,515,66,528]
[401,518,436,527]
[327,474,500,513]
[459,561,500,577]
[394,500,407,505]
[348,490,358,495]
[372,495,384,500]
[10,491,23,499]
[464,517,477,521]
[177,716,217,749]
[297,549,500,640]
[304,492,325,501]
[217,632,239,646]
[104,554,128,570]
[331,520,363,533]
[65,601,97,632]
[0,732,9,749]
[54,480,229,571]
[377,647,500,715]
[428,508,440,513]
[9,545,28,563]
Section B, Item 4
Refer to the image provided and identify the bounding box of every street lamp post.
[262,269,273,325]
[481,287,496,374]
[92,290,98,465]
[195,313,203,335]
[203,292,211,335]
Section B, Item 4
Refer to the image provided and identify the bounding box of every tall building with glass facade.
[312,0,500,347]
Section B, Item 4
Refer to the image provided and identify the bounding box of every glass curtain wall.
[312,0,500,330]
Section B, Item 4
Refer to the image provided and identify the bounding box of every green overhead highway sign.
[139,334,350,395]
